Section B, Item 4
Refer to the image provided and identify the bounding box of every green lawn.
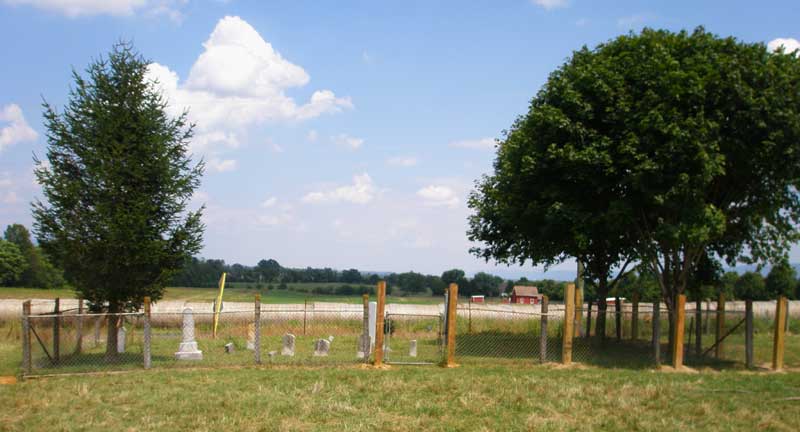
[0,285,442,305]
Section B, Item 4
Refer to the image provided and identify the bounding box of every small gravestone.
[224,342,235,354]
[313,339,330,356]
[117,327,126,353]
[268,351,277,362]
[409,339,418,357]
[175,307,203,360]
[357,333,371,359]
[328,335,334,343]
[246,323,255,351]
[281,333,295,356]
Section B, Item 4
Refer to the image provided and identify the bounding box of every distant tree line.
[0,224,65,288]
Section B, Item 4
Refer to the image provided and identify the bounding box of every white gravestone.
[175,307,203,360]
[368,302,377,349]
[281,333,296,356]
[117,326,126,353]
[313,339,331,357]
[409,339,418,357]
[246,323,255,351]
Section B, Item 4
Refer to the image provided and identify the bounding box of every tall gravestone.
[281,333,295,356]
[117,326,126,353]
[246,323,255,351]
[175,307,203,360]
[409,339,418,358]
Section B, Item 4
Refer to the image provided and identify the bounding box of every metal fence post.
[374,281,387,367]
[715,293,725,359]
[53,297,60,364]
[254,294,261,364]
[672,294,686,368]
[562,283,575,365]
[631,293,639,341]
[445,283,458,368]
[143,296,151,369]
[694,298,702,356]
[574,286,583,337]
[615,296,622,341]
[540,295,549,364]
[653,301,661,367]
[22,300,31,376]
[76,298,84,355]
[745,299,754,369]
[585,300,593,337]
[773,296,788,370]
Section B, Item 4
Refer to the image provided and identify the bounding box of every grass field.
[0,285,441,304]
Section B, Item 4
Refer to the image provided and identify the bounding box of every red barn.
[470,295,485,303]
[511,286,543,305]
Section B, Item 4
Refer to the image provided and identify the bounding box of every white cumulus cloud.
[260,197,277,208]
[531,0,568,10]
[302,173,376,205]
[417,185,459,208]
[768,38,800,55]
[0,104,38,153]
[449,137,495,150]
[145,16,352,164]
[331,133,364,150]
[207,158,237,173]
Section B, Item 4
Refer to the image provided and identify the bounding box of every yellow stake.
[212,272,227,339]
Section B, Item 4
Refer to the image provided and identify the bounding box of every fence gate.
[384,313,443,365]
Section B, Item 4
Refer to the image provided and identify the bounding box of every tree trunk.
[595,278,609,342]
[105,303,119,357]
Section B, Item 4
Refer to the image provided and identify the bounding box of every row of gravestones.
[171,307,418,361]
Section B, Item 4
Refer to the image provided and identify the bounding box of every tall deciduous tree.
[0,240,26,285]
[470,28,800,324]
[33,42,204,355]
[765,260,797,299]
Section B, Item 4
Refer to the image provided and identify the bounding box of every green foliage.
[469,272,504,297]
[0,240,26,285]
[765,260,797,299]
[734,271,767,300]
[469,27,800,312]
[256,259,281,282]
[33,42,204,313]
[3,224,65,289]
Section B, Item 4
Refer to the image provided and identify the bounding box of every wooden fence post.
[254,294,261,364]
[374,281,387,367]
[562,283,575,365]
[53,298,60,364]
[585,300,593,337]
[445,283,459,368]
[540,295,549,364]
[715,294,725,359]
[745,299,754,369]
[303,298,308,336]
[615,297,622,341]
[361,294,370,361]
[75,298,84,355]
[694,298,702,356]
[631,293,639,341]
[22,300,31,376]
[143,296,151,369]
[653,301,661,367]
[574,286,584,337]
[773,296,788,370]
[672,295,686,368]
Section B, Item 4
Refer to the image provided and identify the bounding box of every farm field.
[0,285,442,305]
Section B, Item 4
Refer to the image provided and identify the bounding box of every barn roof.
[512,285,539,297]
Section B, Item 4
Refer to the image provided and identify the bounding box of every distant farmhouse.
[510,285,543,305]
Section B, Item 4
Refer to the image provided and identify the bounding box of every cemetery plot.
[384,313,443,365]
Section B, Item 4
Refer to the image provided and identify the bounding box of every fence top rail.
[386,313,442,318]
[28,312,144,319]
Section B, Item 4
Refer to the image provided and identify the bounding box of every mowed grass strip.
[2,365,800,431]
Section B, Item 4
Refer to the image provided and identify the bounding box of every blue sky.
[1,0,799,278]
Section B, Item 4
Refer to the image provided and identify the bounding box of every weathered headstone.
[357,333,371,359]
[175,307,203,360]
[313,339,330,356]
[409,339,418,358]
[328,335,335,343]
[281,333,296,356]
[116,326,126,353]
[268,351,277,362]
[246,323,255,351]
[224,342,235,354]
